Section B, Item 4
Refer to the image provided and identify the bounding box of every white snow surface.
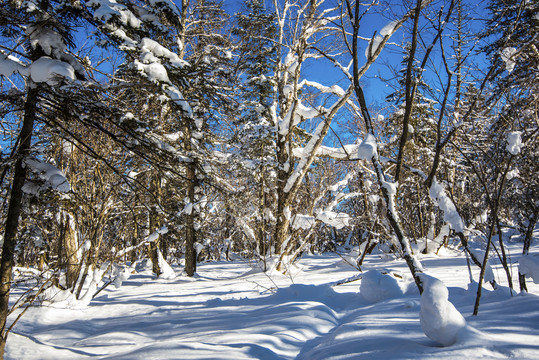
[6,243,539,359]
[359,270,406,302]
[291,214,315,230]
[0,55,76,85]
[418,273,467,346]
[315,210,350,230]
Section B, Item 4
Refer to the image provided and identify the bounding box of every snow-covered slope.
[6,244,539,359]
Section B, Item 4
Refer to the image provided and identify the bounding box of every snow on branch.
[301,80,346,97]
[22,158,71,195]
[506,131,523,155]
[285,120,327,193]
[115,226,168,258]
[291,172,358,231]
[429,177,464,233]
[0,54,28,78]
[365,20,399,59]
[140,38,188,68]
[88,0,141,29]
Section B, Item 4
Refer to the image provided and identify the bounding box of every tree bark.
[348,0,424,293]
[184,160,197,277]
[0,84,39,357]
[62,211,79,289]
[148,173,161,276]
[519,211,538,292]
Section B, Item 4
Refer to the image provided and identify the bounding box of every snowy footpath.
[6,244,539,359]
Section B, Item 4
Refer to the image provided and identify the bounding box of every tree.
[0,0,91,354]
[231,0,279,260]
[269,0,354,271]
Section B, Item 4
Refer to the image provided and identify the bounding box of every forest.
[0,0,538,358]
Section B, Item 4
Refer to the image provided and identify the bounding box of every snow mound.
[419,273,466,346]
[156,249,176,279]
[135,258,154,273]
[519,254,539,284]
[38,286,87,309]
[360,270,405,302]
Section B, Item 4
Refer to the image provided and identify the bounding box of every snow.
[284,120,327,193]
[26,25,66,56]
[22,158,70,194]
[291,214,316,230]
[0,54,28,77]
[507,167,520,180]
[293,144,359,160]
[315,210,350,230]
[429,177,465,233]
[329,172,354,192]
[283,205,291,221]
[139,38,187,68]
[519,254,539,284]
[501,47,517,73]
[5,242,539,359]
[133,60,169,83]
[356,133,378,160]
[284,50,298,75]
[30,57,75,85]
[365,19,399,59]
[365,34,383,59]
[469,248,495,283]
[88,0,141,28]
[359,270,406,302]
[506,131,524,155]
[292,132,378,162]
[164,85,193,116]
[418,273,467,347]
[156,249,176,279]
[183,202,193,215]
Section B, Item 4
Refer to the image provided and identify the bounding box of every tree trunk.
[274,133,290,255]
[184,160,197,277]
[62,211,79,289]
[258,170,267,257]
[0,85,39,357]
[519,212,538,292]
[148,173,162,277]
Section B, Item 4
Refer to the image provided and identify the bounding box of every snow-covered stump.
[519,254,539,285]
[419,274,466,346]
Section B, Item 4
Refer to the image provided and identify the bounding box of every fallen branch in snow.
[331,274,363,286]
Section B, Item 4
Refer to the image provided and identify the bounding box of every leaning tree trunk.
[0,84,39,357]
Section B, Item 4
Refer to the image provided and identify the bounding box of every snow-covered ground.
[6,242,539,359]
